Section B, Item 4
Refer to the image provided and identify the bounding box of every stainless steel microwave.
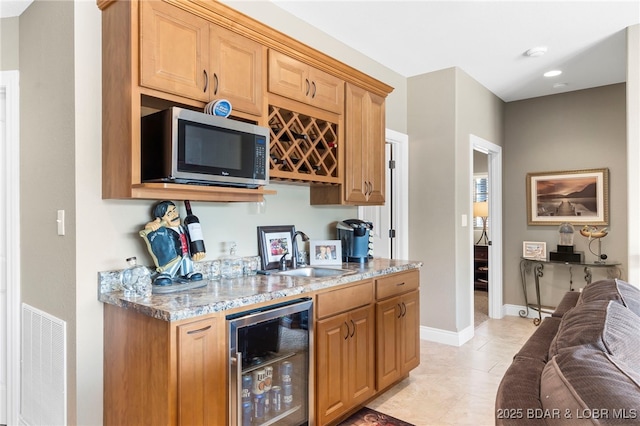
[141,107,269,188]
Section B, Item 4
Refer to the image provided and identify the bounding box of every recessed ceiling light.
[544,70,562,78]
[553,83,568,89]
[525,46,547,57]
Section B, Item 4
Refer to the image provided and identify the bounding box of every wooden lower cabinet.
[104,305,226,426]
[376,290,420,390]
[375,270,421,391]
[316,304,376,425]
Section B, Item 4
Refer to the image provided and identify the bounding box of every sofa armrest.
[552,291,580,318]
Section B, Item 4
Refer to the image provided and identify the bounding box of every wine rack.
[268,105,340,184]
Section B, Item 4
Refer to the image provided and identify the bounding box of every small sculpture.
[579,225,609,263]
[139,200,205,286]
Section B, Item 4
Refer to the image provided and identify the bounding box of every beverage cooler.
[228,298,313,426]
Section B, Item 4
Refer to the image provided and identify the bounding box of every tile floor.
[366,315,537,426]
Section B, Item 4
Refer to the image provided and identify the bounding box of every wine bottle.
[270,127,308,142]
[183,200,206,255]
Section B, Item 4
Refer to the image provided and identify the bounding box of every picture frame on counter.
[309,240,342,266]
[257,225,296,270]
[522,241,547,260]
[526,168,609,225]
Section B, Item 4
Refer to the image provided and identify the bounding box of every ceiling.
[268,1,640,101]
[3,1,639,102]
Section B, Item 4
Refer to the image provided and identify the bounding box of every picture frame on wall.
[309,240,342,266]
[526,168,609,225]
[257,225,296,270]
[522,241,547,260]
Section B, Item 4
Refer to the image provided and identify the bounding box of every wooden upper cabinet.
[140,0,211,102]
[268,50,344,114]
[140,1,264,115]
[344,83,386,205]
[210,25,264,116]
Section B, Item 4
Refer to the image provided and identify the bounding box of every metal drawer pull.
[187,325,211,334]
[396,282,405,286]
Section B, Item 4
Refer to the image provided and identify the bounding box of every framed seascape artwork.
[522,241,547,260]
[257,225,296,270]
[526,168,609,225]
[309,240,342,266]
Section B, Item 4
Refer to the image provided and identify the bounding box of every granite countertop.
[98,258,422,321]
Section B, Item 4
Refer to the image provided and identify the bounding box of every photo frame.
[309,240,342,266]
[522,241,547,260]
[257,225,296,270]
[526,168,609,225]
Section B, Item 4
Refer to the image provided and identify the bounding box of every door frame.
[471,135,503,319]
[0,70,21,426]
[358,129,409,260]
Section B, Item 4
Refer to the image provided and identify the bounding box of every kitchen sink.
[274,267,356,278]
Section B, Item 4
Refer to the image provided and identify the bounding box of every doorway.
[1,70,21,426]
[471,135,503,320]
[359,129,409,260]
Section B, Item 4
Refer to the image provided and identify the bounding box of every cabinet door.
[344,83,386,205]
[347,305,376,406]
[376,296,402,390]
[400,291,420,374]
[177,317,222,426]
[211,25,264,115]
[139,0,210,101]
[268,50,343,113]
[316,314,350,425]
[307,66,344,113]
[268,50,309,104]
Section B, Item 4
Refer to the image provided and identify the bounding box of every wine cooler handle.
[231,352,243,426]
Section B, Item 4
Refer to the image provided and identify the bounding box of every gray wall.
[1,17,19,70]
[19,1,78,422]
[408,67,504,332]
[503,84,628,307]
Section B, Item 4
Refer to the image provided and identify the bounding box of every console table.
[519,258,621,325]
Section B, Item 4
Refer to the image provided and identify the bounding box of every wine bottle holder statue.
[139,200,206,288]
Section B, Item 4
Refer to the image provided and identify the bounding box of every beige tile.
[366,316,536,426]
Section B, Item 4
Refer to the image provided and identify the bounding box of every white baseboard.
[419,304,548,347]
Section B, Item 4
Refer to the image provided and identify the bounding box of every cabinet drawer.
[316,280,373,319]
[376,270,419,300]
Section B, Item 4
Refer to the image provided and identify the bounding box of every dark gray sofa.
[495,279,640,425]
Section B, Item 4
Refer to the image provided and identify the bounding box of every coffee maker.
[337,219,373,263]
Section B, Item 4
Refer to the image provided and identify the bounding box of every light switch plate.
[57,210,65,236]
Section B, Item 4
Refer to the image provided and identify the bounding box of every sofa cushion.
[578,278,640,316]
[540,347,640,426]
[549,300,640,367]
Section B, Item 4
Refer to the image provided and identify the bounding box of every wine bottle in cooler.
[183,200,206,255]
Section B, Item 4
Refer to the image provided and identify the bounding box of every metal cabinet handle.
[401,302,407,317]
[213,72,219,95]
[187,325,211,334]
[397,303,402,319]
[203,69,209,93]
[350,319,356,338]
[344,321,349,340]
[311,81,317,98]
[305,79,310,96]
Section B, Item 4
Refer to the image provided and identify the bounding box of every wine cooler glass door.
[228,298,313,426]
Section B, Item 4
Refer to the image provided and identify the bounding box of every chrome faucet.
[291,231,310,269]
[279,251,289,271]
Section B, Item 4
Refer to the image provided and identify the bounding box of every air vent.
[20,304,66,426]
